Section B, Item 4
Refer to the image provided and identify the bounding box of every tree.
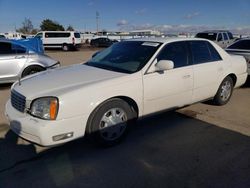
[40,19,65,31]
[17,18,34,34]
[66,25,74,31]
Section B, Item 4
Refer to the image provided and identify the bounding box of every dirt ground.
[0,48,250,142]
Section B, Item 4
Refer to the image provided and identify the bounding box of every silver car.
[226,38,250,75]
[0,38,59,84]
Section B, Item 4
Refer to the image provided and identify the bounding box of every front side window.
[190,41,213,64]
[86,41,162,73]
[74,32,81,38]
[0,42,26,55]
[35,33,43,39]
[157,41,189,68]
[217,33,223,42]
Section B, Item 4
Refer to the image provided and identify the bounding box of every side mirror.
[155,60,174,71]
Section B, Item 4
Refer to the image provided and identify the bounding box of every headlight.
[30,97,59,120]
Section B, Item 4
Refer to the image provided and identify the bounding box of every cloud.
[184,12,200,19]
[117,19,129,27]
[135,8,147,15]
[117,23,250,34]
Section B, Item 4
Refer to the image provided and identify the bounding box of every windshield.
[86,41,162,73]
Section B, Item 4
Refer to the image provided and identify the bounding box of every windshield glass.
[86,41,162,73]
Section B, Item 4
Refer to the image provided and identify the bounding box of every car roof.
[126,37,210,44]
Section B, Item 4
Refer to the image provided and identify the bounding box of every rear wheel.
[213,76,233,105]
[21,65,45,78]
[62,44,69,51]
[87,98,136,146]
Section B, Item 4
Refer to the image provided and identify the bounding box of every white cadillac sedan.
[5,38,247,146]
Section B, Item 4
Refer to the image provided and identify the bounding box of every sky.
[0,0,250,34]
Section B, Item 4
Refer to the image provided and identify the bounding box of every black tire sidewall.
[214,76,233,105]
[62,44,69,51]
[21,66,45,78]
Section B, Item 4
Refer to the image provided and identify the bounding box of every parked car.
[34,31,82,51]
[196,30,235,48]
[226,38,250,75]
[5,38,247,147]
[90,37,118,47]
[0,38,59,84]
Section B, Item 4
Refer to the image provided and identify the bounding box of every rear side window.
[190,41,220,64]
[227,40,250,50]
[157,41,189,68]
[45,32,71,38]
[207,42,222,61]
[74,32,81,38]
[196,33,217,41]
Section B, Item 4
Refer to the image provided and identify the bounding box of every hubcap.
[220,80,232,101]
[99,108,127,141]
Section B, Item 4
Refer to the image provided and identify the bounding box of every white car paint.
[5,38,248,146]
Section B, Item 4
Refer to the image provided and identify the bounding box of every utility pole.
[96,11,99,35]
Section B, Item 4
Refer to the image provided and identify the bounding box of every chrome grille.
[11,90,26,113]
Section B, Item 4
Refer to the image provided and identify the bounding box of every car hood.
[13,64,126,99]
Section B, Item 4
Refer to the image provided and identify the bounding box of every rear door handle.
[15,55,25,59]
[183,75,191,79]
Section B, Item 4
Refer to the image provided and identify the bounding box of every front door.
[143,41,193,115]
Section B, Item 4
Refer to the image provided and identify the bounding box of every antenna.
[96,11,99,34]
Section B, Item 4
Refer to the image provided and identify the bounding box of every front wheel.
[213,76,234,105]
[21,65,45,78]
[87,98,136,146]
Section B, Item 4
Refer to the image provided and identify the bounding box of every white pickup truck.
[196,30,235,49]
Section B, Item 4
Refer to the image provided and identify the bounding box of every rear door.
[0,42,28,82]
[190,40,223,102]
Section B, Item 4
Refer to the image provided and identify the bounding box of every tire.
[21,66,45,78]
[87,98,136,146]
[213,76,234,105]
[62,44,69,51]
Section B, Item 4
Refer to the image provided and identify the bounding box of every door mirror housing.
[155,60,174,71]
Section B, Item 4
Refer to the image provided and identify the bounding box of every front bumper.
[5,100,88,146]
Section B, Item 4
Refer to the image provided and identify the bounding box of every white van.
[35,31,82,51]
